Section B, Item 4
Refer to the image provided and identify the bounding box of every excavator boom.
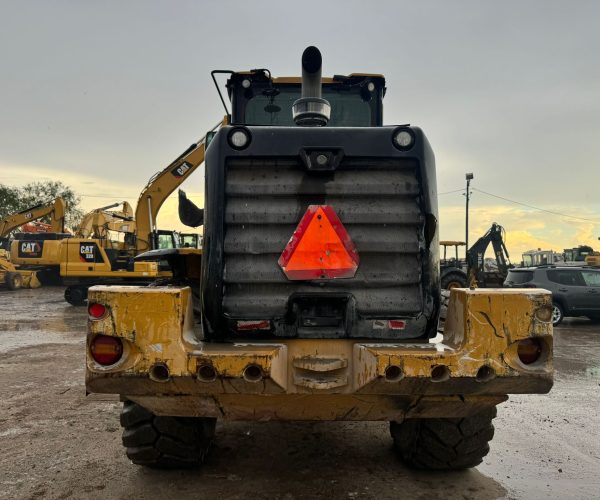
[0,197,66,238]
[134,119,223,252]
[75,201,134,239]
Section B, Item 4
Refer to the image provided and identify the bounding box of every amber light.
[517,338,543,365]
[90,335,123,366]
[88,303,107,320]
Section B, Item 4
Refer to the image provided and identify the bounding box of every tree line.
[0,181,84,230]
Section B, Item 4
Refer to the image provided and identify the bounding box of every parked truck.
[85,47,553,470]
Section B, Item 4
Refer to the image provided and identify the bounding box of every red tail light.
[90,335,123,366]
[88,303,107,319]
[388,320,406,330]
[278,205,359,280]
[236,320,271,331]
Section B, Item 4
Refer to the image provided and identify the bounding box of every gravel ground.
[1,287,599,500]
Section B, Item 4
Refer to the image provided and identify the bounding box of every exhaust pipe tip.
[293,46,331,127]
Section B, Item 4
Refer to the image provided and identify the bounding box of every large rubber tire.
[120,401,216,469]
[64,286,87,306]
[552,302,564,326]
[438,289,451,333]
[6,272,23,291]
[441,271,467,290]
[390,407,496,470]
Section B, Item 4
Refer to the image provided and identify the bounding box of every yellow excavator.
[1,197,66,244]
[60,121,219,305]
[0,198,65,290]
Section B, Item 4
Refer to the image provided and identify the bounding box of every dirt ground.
[1,287,599,500]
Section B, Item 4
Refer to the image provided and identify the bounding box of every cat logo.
[79,243,96,263]
[171,161,192,178]
[18,241,44,258]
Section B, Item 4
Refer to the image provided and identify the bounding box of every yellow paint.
[87,286,553,420]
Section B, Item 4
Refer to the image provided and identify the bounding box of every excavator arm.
[75,201,134,239]
[134,119,224,252]
[0,197,66,239]
[467,223,511,286]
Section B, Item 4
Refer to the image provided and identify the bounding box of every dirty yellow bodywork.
[10,238,63,267]
[86,287,553,421]
[0,254,42,289]
[59,239,167,279]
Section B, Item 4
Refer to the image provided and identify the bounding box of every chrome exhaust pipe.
[293,46,331,126]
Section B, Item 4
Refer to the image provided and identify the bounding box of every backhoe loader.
[60,127,216,305]
[85,47,553,471]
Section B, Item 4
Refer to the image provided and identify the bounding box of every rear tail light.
[517,338,543,364]
[90,335,123,366]
[88,303,107,319]
[236,320,271,332]
[388,320,406,330]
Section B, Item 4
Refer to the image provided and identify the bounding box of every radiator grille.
[223,158,424,318]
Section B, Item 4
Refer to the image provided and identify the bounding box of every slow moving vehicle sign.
[278,205,359,280]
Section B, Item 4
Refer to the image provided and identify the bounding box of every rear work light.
[88,303,107,320]
[90,335,123,366]
[278,205,359,280]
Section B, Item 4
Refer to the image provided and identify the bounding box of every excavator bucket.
[178,189,204,228]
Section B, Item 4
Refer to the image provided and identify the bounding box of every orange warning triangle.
[278,205,359,280]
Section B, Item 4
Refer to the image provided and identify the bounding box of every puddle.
[0,331,82,354]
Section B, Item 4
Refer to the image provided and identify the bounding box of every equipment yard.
[1,287,598,500]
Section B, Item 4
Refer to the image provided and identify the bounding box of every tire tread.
[390,407,497,470]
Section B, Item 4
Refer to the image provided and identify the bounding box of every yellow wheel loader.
[0,250,41,290]
[85,47,553,471]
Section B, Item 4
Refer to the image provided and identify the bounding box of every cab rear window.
[506,271,533,284]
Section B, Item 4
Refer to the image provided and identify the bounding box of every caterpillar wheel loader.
[85,47,553,471]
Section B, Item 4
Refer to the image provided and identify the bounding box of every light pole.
[465,173,474,259]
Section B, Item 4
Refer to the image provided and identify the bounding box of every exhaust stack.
[292,46,331,126]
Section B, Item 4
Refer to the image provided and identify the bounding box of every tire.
[64,286,87,306]
[438,289,451,332]
[441,271,467,290]
[120,401,216,469]
[552,302,564,326]
[390,407,496,470]
[6,272,23,291]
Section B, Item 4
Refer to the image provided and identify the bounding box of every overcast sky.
[1,0,599,256]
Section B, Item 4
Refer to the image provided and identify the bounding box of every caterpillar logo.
[79,243,97,263]
[18,241,44,258]
[171,161,192,178]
